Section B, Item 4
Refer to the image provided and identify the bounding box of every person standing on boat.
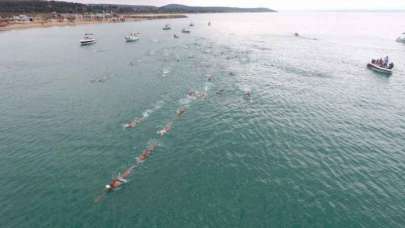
[378,58,383,67]
[384,56,389,67]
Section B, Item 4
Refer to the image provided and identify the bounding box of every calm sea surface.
[0,12,404,227]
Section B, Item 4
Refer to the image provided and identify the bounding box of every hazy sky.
[75,0,405,10]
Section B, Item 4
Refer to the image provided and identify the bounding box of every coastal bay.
[0,14,186,31]
[0,11,404,228]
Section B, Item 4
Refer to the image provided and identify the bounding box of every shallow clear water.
[1,12,405,227]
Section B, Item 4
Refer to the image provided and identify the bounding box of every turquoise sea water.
[1,12,405,227]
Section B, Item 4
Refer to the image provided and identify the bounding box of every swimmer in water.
[105,179,123,192]
[158,121,173,137]
[196,91,208,99]
[136,143,158,163]
[125,117,144,129]
[188,89,196,97]
[176,106,187,118]
[216,89,225,95]
[105,166,134,192]
[126,121,135,128]
[207,75,214,81]
[244,89,252,97]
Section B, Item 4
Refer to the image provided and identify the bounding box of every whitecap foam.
[204,82,214,92]
[143,100,164,118]
[179,97,194,106]
[123,100,164,127]
[162,68,171,77]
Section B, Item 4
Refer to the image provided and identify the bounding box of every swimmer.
[105,179,123,192]
[120,166,134,179]
[196,91,208,99]
[174,34,179,39]
[188,89,196,97]
[137,153,147,162]
[124,117,144,129]
[148,143,158,152]
[244,91,251,97]
[136,143,158,162]
[216,89,225,95]
[158,122,173,137]
[125,121,135,128]
[105,166,134,192]
[176,106,187,118]
[207,75,214,81]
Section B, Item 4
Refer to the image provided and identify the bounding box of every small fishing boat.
[367,62,393,75]
[80,33,96,46]
[125,33,139,42]
[396,33,405,43]
[162,24,171,30]
[182,28,191,34]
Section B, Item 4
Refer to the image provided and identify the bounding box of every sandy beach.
[0,14,187,32]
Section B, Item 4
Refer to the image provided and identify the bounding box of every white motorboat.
[367,62,393,75]
[396,33,405,43]
[80,33,96,46]
[162,24,171,30]
[181,28,191,34]
[125,33,140,42]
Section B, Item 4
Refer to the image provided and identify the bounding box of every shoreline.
[0,14,187,32]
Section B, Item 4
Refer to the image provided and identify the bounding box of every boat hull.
[367,63,392,75]
[80,40,96,46]
[396,37,405,43]
[125,37,139,42]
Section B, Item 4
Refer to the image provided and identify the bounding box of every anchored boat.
[182,28,191,34]
[80,33,96,46]
[125,33,140,42]
[367,62,393,75]
[396,33,405,43]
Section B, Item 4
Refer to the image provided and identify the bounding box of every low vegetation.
[0,1,275,16]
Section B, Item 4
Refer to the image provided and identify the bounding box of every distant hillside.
[158,4,275,13]
[0,1,276,14]
[0,1,90,14]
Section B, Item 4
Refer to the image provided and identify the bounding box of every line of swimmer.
[95,80,216,203]
[95,75,253,203]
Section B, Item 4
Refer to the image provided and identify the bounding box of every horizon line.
[66,1,405,11]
